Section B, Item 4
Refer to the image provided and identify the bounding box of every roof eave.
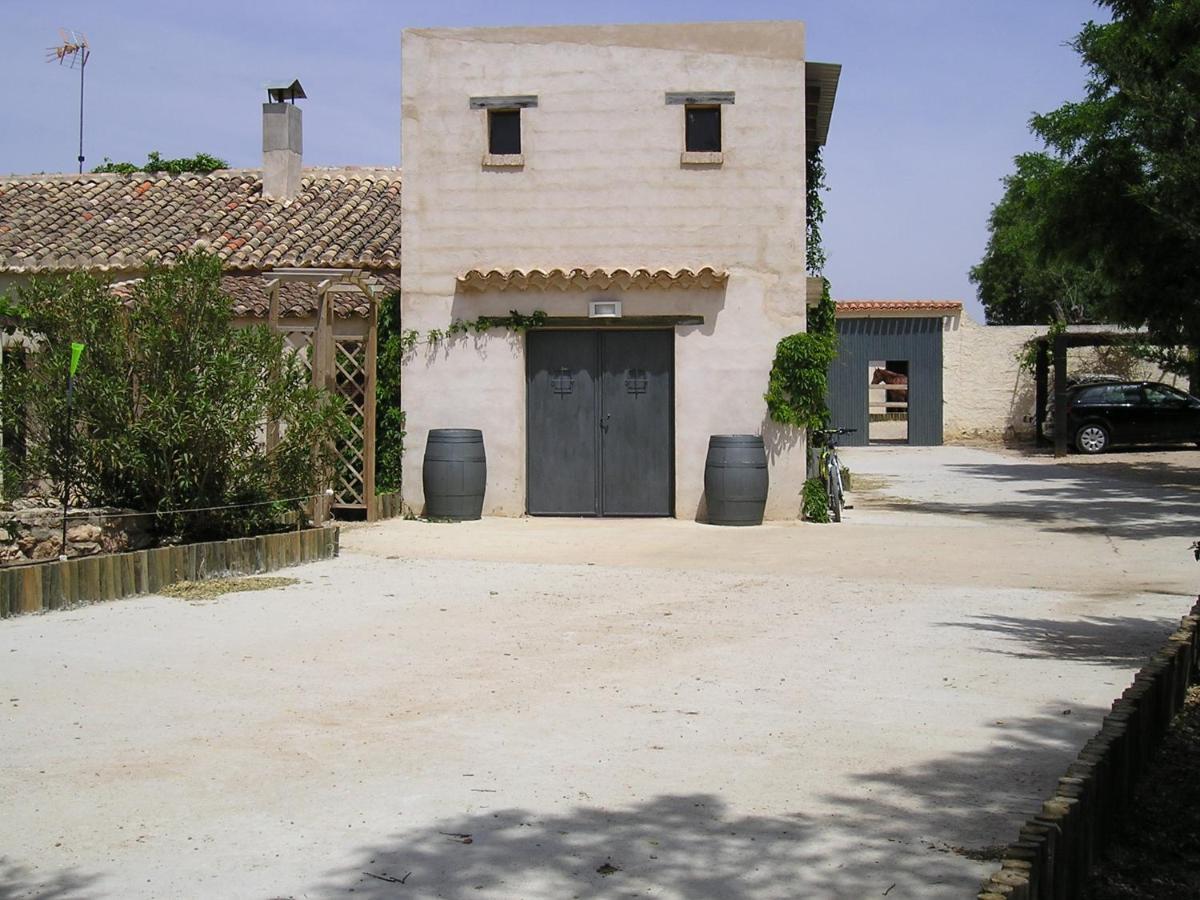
[806,61,841,149]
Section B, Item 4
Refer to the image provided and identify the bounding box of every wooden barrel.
[423,429,487,520]
[704,434,768,526]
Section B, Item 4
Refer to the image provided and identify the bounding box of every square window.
[488,108,521,155]
[685,105,721,152]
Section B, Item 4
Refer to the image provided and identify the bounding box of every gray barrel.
[704,434,768,526]
[422,429,486,520]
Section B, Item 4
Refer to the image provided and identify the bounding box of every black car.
[1061,380,1200,453]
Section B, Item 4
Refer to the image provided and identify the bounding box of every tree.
[974,0,1200,384]
[91,151,228,175]
[969,154,1108,325]
[0,252,346,540]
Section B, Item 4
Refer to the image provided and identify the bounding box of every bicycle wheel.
[827,467,842,522]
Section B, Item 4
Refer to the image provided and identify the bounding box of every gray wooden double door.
[527,330,673,516]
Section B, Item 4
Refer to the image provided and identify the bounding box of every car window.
[1074,384,1132,405]
[1143,384,1189,407]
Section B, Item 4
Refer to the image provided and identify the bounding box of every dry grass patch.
[161,576,300,602]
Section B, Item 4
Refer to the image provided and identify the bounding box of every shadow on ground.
[307,793,966,899]
[867,460,1200,540]
[0,859,101,900]
[304,706,1107,899]
[939,613,1179,668]
[827,704,1106,851]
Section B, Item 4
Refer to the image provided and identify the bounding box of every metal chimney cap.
[265,79,307,103]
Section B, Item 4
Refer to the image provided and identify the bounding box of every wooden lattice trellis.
[262,269,379,521]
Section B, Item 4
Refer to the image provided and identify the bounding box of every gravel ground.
[0,446,1196,899]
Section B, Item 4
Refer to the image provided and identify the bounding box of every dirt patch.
[160,576,300,602]
[1081,685,1200,899]
[846,473,890,493]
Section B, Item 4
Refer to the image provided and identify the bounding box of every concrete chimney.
[262,80,306,201]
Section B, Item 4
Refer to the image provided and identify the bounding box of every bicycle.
[813,427,857,522]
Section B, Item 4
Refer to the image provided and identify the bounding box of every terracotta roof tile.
[0,168,402,274]
[458,266,728,291]
[836,300,963,313]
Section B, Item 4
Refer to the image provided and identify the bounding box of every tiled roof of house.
[109,272,400,320]
[0,168,402,274]
[836,300,963,313]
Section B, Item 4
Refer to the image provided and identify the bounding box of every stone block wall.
[0,499,153,566]
[942,313,1185,444]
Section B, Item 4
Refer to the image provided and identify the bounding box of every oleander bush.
[0,251,346,540]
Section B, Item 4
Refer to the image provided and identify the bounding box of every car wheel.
[1075,423,1109,454]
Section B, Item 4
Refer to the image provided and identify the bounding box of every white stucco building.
[400,22,839,518]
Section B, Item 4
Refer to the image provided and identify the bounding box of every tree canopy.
[972,0,1200,373]
[91,151,228,175]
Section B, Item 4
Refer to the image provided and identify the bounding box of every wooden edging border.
[376,492,403,520]
[978,597,1200,899]
[0,526,339,620]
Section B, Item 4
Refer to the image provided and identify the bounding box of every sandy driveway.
[1,446,1196,899]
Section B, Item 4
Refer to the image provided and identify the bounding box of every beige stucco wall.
[942,312,1183,442]
[400,22,812,518]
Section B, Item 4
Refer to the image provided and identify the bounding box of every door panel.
[527,331,599,515]
[1142,384,1191,442]
[598,332,673,516]
[526,330,673,516]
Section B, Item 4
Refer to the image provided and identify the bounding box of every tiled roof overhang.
[109,270,399,319]
[836,300,963,317]
[457,267,728,292]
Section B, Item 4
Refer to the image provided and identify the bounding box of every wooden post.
[265,277,281,452]
[1052,333,1068,458]
[1034,340,1049,447]
[313,282,335,524]
[364,290,379,521]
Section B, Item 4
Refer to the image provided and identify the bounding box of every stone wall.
[0,499,153,566]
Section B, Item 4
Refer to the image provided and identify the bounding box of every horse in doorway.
[872,368,908,410]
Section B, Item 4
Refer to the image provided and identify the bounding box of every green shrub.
[0,252,346,540]
[765,278,836,430]
[802,477,830,523]
[375,291,405,493]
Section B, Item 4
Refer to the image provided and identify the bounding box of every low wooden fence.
[0,526,339,619]
[375,492,403,520]
[978,598,1200,899]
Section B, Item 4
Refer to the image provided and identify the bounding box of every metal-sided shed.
[826,301,962,447]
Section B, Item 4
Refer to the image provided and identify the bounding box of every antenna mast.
[47,30,91,174]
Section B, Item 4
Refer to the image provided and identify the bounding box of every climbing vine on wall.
[375,292,405,493]
[399,310,549,352]
[377,308,548,494]
[765,148,836,431]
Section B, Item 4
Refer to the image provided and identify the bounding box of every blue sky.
[1,1,1106,320]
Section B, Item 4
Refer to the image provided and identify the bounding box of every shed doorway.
[526,330,673,516]
[868,359,909,443]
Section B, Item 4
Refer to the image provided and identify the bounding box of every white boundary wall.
[942,311,1183,443]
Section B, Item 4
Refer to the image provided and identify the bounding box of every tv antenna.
[46,29,91,174]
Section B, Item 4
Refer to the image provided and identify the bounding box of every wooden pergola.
[263,268,382,520]
[1030,330,1149,458]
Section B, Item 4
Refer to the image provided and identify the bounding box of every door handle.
[600,413,611,432]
